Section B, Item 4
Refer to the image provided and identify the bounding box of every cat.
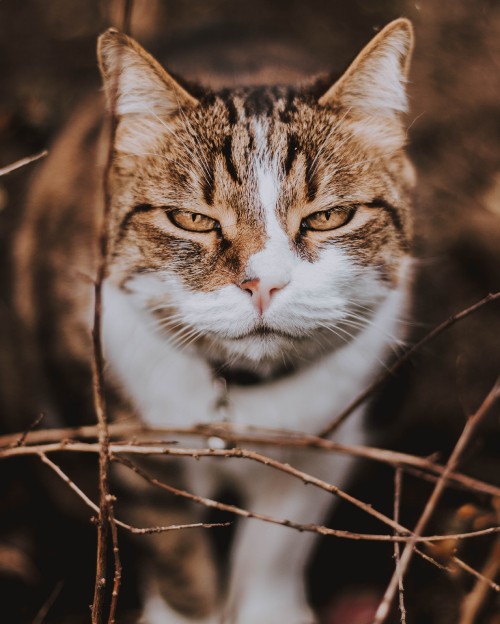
[13,18,415,624]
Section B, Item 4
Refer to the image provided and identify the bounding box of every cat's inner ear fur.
[319,18,414,149]
[97,29,198,151]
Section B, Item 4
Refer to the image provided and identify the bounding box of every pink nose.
[239,278,288,314]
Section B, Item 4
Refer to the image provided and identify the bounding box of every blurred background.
[0,1,499,622]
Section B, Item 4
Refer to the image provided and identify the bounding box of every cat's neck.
[209,360,299,387]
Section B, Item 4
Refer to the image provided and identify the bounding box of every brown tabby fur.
[11,20,415,621]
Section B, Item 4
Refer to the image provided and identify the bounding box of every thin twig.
[0,150,48,177]
[31,580,64,624]
[394,468,407,623]
[320,292,500,437]
[11,413,44,448]
[38,452,229,535]
[107,498,121,624]
[113,453,500,590]
[458,535,500,624]
[6,442,500,544]
[90,127,114,624]
[372,381,500,624]
[2,425,499,500]
[33,432,500,587]
[417,548,500,592]
[91,17,125,613]
[454,554,500,593]
[112,454,500,545]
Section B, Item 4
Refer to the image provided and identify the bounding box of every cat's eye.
[168,209,220,233]
[300,206,355,232]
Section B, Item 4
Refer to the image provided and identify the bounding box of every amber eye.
[168,209,220,233]
[300,206,356,232]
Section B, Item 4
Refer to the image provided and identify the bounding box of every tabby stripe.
[367,199,404,234]
[284,133,299,175]
[222,135,241,184]
[117,203,156,243]
[279,90,298,123]
[225,96,238,126]
[202,165,215,205]
[304,152,318,202]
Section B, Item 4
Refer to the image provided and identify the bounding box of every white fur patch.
[247,145,296,295]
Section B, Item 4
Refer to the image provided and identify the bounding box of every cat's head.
[98,19,415,374]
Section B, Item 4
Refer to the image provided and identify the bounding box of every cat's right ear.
[97,29,198,149]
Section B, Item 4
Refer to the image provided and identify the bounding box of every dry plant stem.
[112,454,500,547]
[107,501,121,624]
[455,551,500,594]
[114,453,500,591]
[115,454,413,543]
[99,7,134,613]
[10,413,44,448]
[36,444,499,588]
[0,149,48,177]
[320,291,500,437]
[31,443,500,543]
[458,534,500,624]
[2,427,499,500]
[372,381,500,624]
[90,116,115,624]
[394,468,407,624]
[416,549,500,592]
[38,452,229,535]
[6,442,500,544]
[32,580,64,624]
[91,38,125,617]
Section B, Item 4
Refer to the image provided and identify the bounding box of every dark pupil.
[191,213,197,222]
[324,210,331,221]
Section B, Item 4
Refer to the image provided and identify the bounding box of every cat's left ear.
[319,19,414,149]
[97,29,198,150]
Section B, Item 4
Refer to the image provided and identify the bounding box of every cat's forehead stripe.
[284,133,299,176]
[222,135,240,184]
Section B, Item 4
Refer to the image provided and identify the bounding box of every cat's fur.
[14,19,414,623]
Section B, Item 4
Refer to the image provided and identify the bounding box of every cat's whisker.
[169,325,207,351]
[341,314,401,345]
[316,322,351,347]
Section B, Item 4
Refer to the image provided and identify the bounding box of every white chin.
[222,334,292,362]
[197,329,341,374]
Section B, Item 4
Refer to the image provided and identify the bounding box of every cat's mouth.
[228,324,306,341]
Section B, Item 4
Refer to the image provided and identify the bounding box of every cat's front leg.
[223,455,346,624]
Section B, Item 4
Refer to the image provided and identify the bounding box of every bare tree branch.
[393,468,407,623]
[459,534,500,623]
[32,580,64,624]
[0,150,48,177]
[38,452,230,535]
[2,425,499,499]
[372,381,500,624]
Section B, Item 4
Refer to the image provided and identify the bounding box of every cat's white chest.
[102,281,406,437]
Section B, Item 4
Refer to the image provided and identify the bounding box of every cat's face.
[99,20,414,372]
